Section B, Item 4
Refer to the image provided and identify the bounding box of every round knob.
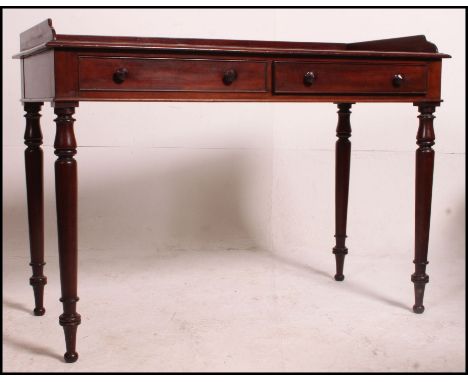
[222,69,237,85]
[303,71,316,86]
[113,68,128,84]
[392,74,404,88]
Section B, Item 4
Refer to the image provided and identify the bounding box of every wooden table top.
[14,19,450,60]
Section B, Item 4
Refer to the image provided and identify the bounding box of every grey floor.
[3,249,465,372]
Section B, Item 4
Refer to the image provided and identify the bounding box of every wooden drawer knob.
[222,69,238,85]
[113,68,128,84]
[392,73,404,87]
[303,71,316,86]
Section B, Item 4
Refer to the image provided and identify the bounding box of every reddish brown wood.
[43,34,449,59]
[78,57,268,92]
[14,19,450,103]
[426,60,442,101]
[412,102,439,314]
[14,20,451,363]
[333,103,353,281]
[24,102,47,316]
[273,61,428,95]
[54,102,81,362]
[50,51,443,103]
[347,35,439,53]
[16,20,448,59]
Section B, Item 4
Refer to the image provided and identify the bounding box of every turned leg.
[412,102,439,314]
[333,103,353,281]
[53,102,81,362]
[24,102,47,316]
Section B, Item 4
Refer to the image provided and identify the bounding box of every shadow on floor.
[342,280,411,311]
[3,298,33,315]
[3,335,63,362]
[266,252,411,312]
[3,297,64,362]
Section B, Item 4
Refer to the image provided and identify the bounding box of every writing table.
[14,19,450,363]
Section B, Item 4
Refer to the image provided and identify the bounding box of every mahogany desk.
[14,19,450,363]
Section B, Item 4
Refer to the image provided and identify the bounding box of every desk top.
[14,19,450,104]
[14,19,450,59]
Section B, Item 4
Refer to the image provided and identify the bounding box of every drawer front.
[273,61,428,94]
[79,57,268,92]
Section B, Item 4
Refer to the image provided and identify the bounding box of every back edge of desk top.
[13,18,451,60]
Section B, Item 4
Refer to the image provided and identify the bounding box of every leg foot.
[413,305,425,314]
[412,282,427,313]
[33,307,46,316]
[333,249,347,281]
[412,273,429,314]
[30,275,47,315]
[61,311,81,363]
[64,352,79,363]
[334,274,345,282]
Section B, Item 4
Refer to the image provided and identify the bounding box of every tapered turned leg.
[333,103,353,281]
[53,102,81,362]
[412,102,439,314]
[24,102,47,316]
